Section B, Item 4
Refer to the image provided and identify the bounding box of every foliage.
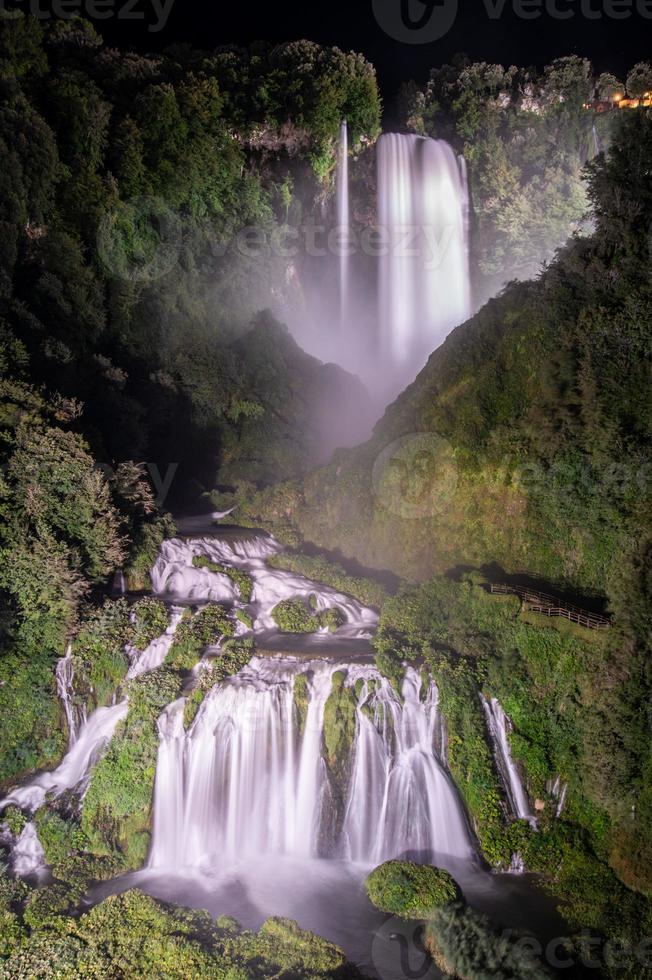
[168,603,235,670]
[424,903,553,979]
[271,598,320,633]
[321,670,357,831]
[80,666,180,871]
[402,56,631,300]
[364,861,461,919]
[0,884,358,978]
[183,637,254,728]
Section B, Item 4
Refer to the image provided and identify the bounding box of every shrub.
[365,861,462,919]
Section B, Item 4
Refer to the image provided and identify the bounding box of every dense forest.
[0,12,651,979]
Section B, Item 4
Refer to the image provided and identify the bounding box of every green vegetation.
[192,554,253,601]
[373,574,652,958]
[293,672,310,736]
[271,598,321,633]
[364,861,461,918]
[271,597,346,633]
[401,56,634,301]
[80,667,181,871]
[0,884,359,979]
[321,670,357,830]
[236,608,254,630]
[168,603,235,670]
[424,903,553,980]
[183,637,255,728]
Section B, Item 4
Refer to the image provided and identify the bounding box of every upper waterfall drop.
[377,133,471,377]
[337,119,350,330]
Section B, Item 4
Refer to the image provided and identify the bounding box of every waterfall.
[149,658,472,871]
[377,133,470,375]
[112,569,126,596]
[481,695,536,826]
[12,822,46,876]
[151,533,377,637]
[337,119,350,328]
[56,644,85,747]
[127,607,184,679]
[0,701,128,814]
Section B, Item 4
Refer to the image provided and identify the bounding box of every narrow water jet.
[481,695,535,825]
[337,119,350,330]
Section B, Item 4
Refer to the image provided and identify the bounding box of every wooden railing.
[489,583,612,630]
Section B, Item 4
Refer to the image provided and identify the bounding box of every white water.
[12,821,46,876]
[127,607,184,679]
[481,695,536,826]
[149,658,472,871]
[0,701,128,813]
[377,133,470,378]
[56,644,84,747]
[337,119,350,328]
[151,533,377,638]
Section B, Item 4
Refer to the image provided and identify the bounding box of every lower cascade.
[149,657,473,871]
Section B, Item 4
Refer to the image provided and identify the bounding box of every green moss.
[168,603,235,670]
[293,672,310,736]
[130,597,169,651]
[322,671,357,825]
[365,861,462,919]
[271,598,320,633]
[81,667,182,872]
[192,555,253,602]
[3,806,28,837]
[235,608,254,630]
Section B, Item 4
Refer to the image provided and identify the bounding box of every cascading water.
[0,701,128,814]
[377,133,471,376]
[481,695,535,826]
[337,119,350,328]
[149,658,472,871]
[56,644,85,747]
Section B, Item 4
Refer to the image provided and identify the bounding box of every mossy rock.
[3,805,28,837]
[236,608,254,630]
[365,861,462,919]
[294,672,310,736]
[271,598,320,633]
[318,606,346,632]
[322,671,357,833]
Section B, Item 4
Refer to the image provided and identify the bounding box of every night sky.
[48,0,651,97]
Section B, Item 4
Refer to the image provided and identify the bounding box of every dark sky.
[91,0,648,97]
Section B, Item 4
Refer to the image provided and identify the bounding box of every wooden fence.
[489,582,612,630]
